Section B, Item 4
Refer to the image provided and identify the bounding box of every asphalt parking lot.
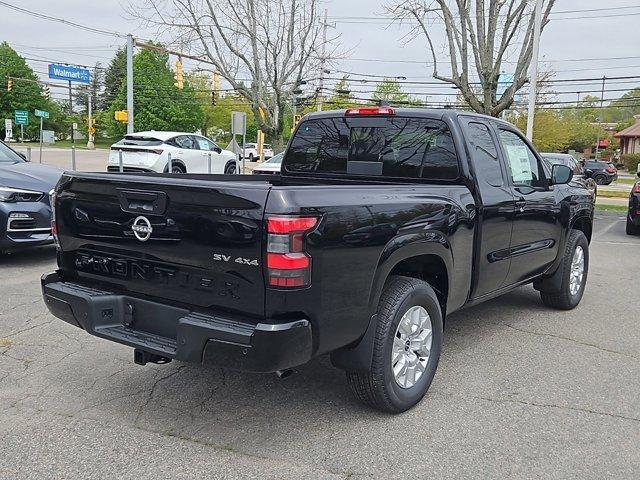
[1,213,638,479]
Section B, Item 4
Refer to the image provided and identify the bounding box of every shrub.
[621,153,640,173]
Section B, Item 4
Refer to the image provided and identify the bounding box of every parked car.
[242,143,274,161]
[626,173,640,235]
[583,160,618,185]
[107,132,239,174]
[541,153,597,195]
[0,140,61,254]
[252,152,283,175]
[43,108,593,413]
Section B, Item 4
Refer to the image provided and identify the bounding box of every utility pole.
[87,94,95,149]
[526,0,543,141]
[595,76,606,160]
[68,80,74,144]
[316,9,333,112]
[126,34,134,134]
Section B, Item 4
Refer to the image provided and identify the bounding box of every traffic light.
[7,78,13,92]
[293,114,301,128]
[211,91,217,106]
[211,71,220,106]
[114,110,128,122]
[174,60,184,90]
[43,85,51,100]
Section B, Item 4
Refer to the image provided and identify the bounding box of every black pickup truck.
[42,108,594,413]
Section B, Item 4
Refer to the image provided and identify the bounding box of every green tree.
[326,76,355,109]
[0,42,55,140]
[372,78,410,105]
[107,48,204,136]
[101,48,126,110]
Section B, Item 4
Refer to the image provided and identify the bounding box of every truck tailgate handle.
[117,189,168,215]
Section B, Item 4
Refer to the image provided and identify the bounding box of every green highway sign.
[34,109,49,119]
[14,110,29,126]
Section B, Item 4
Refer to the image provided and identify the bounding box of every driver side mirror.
[551,164,573,185]
[212,146,222,154]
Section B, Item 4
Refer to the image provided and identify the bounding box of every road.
[1,213,639,479]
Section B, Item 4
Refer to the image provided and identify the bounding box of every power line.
[0,1,127,38]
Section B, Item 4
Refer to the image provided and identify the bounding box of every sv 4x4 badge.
[213,253,259,267]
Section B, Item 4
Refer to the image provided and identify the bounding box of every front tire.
[594,175,606,185]
[347,276,443,414]
[224,162,237,174]
[540,230,589,310]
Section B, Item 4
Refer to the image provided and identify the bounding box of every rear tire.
[594,175,606,185]
[224,162,237,174]
[540,230,589,310]
[347,276,443,414]
[627,218,640,235]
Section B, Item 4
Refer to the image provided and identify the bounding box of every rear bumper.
[41,271,313,372]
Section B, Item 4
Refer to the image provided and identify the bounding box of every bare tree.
[388,0,555,117]
[134,0,328,146]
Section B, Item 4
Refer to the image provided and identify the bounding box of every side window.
[465,121,503,187]
[194,136,213,150]
[175,135,195,149]
[498,130,546,188]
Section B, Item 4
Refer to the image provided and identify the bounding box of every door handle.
[515,196,526,213]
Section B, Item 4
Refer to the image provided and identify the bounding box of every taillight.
[633,183,640,194]
[345,107,395,117]
[151,149,164,155]
[49,189,60,250]
[266,216,318,288]
[606,166,616,173]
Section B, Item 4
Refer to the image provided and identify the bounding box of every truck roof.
[301,108,513,128]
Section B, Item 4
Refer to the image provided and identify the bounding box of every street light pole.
[126,34,134,134]
[595,76,606,160]
[526,0,543,141]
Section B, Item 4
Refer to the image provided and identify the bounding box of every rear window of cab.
[284,117,460,180]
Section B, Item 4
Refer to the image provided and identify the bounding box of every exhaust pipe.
[275,369,294,379]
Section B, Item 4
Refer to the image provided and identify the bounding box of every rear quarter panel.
[265,184,475,355]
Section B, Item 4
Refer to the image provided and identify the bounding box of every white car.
[108,131,239,174]
[242,143,274,161]
[252,152,283,175]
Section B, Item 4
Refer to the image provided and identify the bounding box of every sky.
[2,0,640,107]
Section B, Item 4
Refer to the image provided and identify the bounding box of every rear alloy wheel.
[540,230,589,310]
[594,175,606,185]
[347,276,443,413]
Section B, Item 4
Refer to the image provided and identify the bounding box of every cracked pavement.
[1,214,639,479]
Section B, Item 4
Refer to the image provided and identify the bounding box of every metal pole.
[118,149,123,172]
[87,93,95,149]
[39,116,43,163]
[242,115,246,174]
[20,124,24,143]
[71,145,76,170]
[208,152,212,174]
[595,76,606,160]
[317,9,329,112]
[69,80,75,144]
[126,34,134,134]
[168,152,172,173]
[26,146,31,162]
[526,0,543,141]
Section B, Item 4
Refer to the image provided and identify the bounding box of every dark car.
[627,174,640,235]
[583,160,618,185]
[0,140,62,253]
[541,153,597,195]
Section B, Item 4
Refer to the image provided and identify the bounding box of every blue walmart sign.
[48,64,91,84]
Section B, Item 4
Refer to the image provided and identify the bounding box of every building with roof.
[614,115,640,155]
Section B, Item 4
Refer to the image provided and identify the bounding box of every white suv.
[242,143,274,161]
[108,132,239,174]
